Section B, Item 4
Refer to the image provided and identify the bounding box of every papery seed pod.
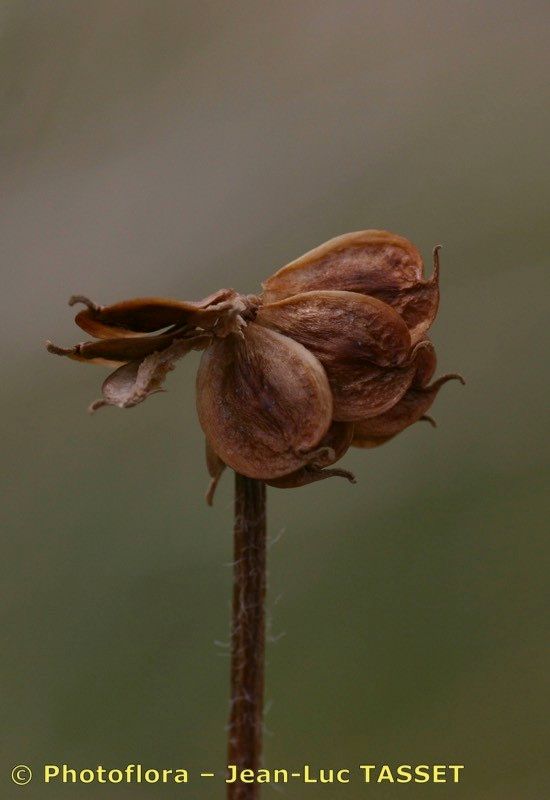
[353,373,465,446]
[196,323,333,480]
[257,289,411,368]
[325,338,435,426]
[46,229,462,495]
[328,360,416,422]
[328,339,437,422]
[266,421,356,488]
[262,230,439,343]
[203,422,356,498]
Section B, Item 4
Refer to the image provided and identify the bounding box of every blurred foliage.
[1,2,549,797]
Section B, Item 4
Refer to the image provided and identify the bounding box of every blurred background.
[1,1,549,797]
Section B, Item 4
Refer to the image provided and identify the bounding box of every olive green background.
[2,1,548,797]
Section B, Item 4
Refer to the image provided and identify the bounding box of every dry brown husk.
[196,323,333,480]
[353,373,464,446]
[262,230,439,343]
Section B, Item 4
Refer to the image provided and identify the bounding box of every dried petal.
[88,338,209,411]
[72,289,238,338]
[257,290,411,368]
[205,439,226,506]
[262,230,439,342]
[352,373,465,444]
[196,323,333,480]
[266,421,356,488]
[47,330,211,365]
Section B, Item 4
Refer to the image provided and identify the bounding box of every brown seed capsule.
[325,339,435,422]
[46,230,461,495]
[328,360,415,422]
[353,373,465,446]
[257,289,411,368]
[196,323,333,480]
[262,230,439,343]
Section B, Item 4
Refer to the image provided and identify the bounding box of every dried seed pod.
[329,339,436,423]
[46,229,461,493]
[267,465,357,488]
[72,290,238,338]
[196,323,333,480]
[257,290,411,368]
[262,230,439,342]
[328,360,416,422]
[205,418,355,497]
[352,373,465,445]
[266,421,356,488]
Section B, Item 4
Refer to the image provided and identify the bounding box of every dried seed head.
[46,230,461,494]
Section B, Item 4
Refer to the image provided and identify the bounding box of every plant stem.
[227,473,267,800]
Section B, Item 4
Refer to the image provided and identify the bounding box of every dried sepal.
[257,290,411,368]
[205,439,226,506]
[196,323,333,480]
[88,338,209,411]
[72,290,239,338]
[352,373,465,444]
[47,330,211,366]
[266,421,356,488]
[266,465,356,488]
[262,230,439,343]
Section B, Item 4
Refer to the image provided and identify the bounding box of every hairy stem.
[227,474,267,799]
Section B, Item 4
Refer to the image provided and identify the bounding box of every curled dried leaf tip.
[46,230,462,498]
